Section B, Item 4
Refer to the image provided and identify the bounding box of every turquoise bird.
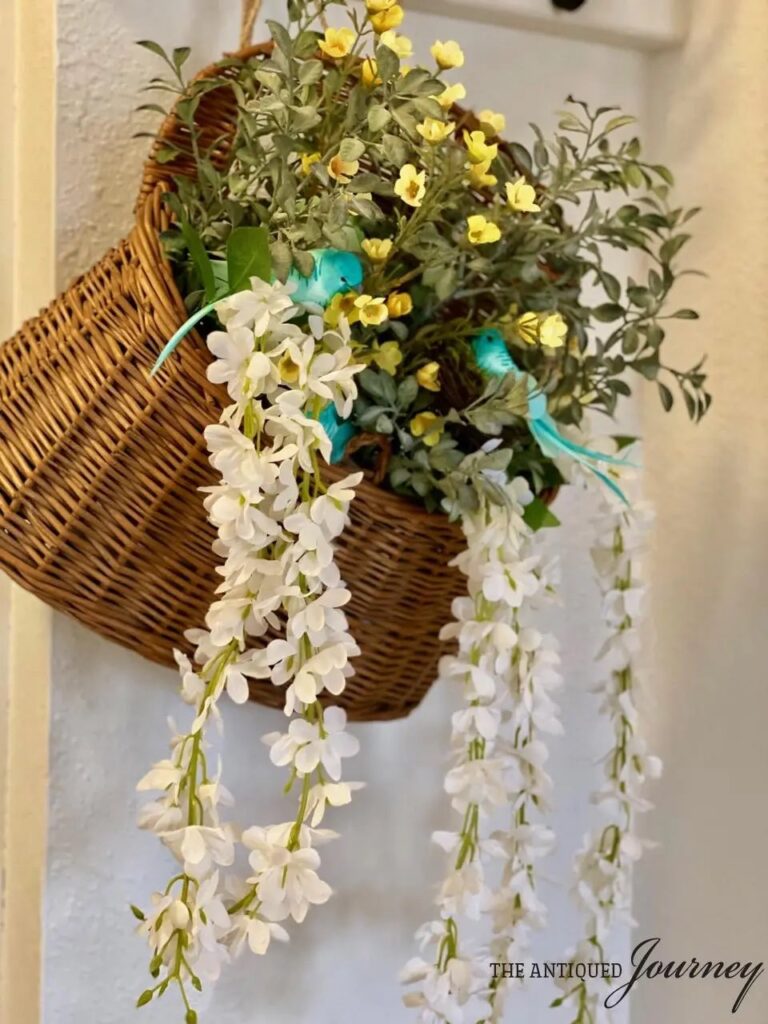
[472,328,633,502]
[286,250,364,463]
[287,249,363,306]
[151,248,364,376]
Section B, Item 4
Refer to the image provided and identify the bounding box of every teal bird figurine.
[151,249,364,375]
[472,328,633,502]
[287,249,364,307]
[289,250,364,463]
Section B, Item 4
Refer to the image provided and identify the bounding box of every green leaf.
[289,105,322,131]
[129,904,146,921]
[136,40,168,60]
[180,219,216,303]
[592,303,625,323]
[267,19,293,56]
[375,43,399,81]
[397,376,418,407]
[227,226,272,293]
[657,381,674,411]
[611,434,639,452]
[271,240,292,282]
[172,46,191,71]
[523,498,561,531]
[604,114,636,133]
[367,105,391,133]
[339,137,365,162]
[136,990,154,1008]
[671,308,699,319]
[298,59,324,86]
[359,368,397,405]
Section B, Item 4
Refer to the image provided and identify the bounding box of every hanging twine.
[240,0,263,48]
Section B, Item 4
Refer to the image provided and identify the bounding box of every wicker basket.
[0,43,476,721]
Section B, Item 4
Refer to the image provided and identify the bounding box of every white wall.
[45,4,647,1023]
[635,2,768,1023]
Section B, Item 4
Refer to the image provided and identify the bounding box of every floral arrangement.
[131,1,706,1021]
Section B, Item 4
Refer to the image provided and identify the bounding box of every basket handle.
[240,0,263,48]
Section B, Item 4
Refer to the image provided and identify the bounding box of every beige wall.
[637,2,768,1021]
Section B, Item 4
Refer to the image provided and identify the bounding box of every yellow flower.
[386,292,413,318]
[539,312,568,349]
[417,117,455,144]
[394,163,427,207]
[416,361,441,392]
[505,176,540,213]
[370,341,403,375]
[354,294,389,326]
[365,0,397,10]
[466,159,497,189]
[361,58,382,88]
[463,129,498,165]
[477,109,506,136]
[300,151,321,176]
[438,82,466,109]
[324,292,361,328]
[410,411,444,446]
[370,5,404,32]
[278,352,302,385]
[515,311,540,345]
[328,154,360,183]
[362,237,393,262]
[430,40,464,70]
[467,214,501,245]
[380,30,413,58]
[318,26,356,60]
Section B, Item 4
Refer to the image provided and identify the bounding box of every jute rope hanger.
[240,0,328,47]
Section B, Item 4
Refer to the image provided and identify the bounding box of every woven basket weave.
[0,43,472,721]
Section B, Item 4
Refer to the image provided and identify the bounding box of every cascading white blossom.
[554,483,659,1023]
[134,278,364,1016]
[402,478,562,1024]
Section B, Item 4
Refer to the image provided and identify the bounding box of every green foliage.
[138,16,708,514]
[226,226,272,292]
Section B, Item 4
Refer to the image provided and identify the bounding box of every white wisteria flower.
[404,479,562,1023]
[555,470,658,1023]
[135,278,363,1016]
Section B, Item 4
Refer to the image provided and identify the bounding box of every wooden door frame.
[0,0,56,1021]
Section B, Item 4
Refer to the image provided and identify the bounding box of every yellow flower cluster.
[477,109,506,136]
[416,362,441,392]
[369,340,403,375]
[367,0,404,32]
[323,286,413,330]
[394,164,427,207]
[328,154,359,183]
[467,214,500,245]
[430,40,464,70]
[506,176,540,213]
[380,29,412,58]
[514,310,568,348]
[410,411,444,446]
[361,238,393,262]
[438,83,466,109]
[417,117,454,144]
[318,27,355,60]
